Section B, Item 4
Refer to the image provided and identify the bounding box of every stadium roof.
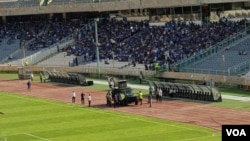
[0,0,18,2]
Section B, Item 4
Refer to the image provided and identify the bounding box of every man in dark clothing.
[81,92,85,105]
[27,80,31,91]
[148,93,152,108]
[139,71,144,84]
[39,72,43,83]
[75,57,78,66]
[113,94,118,108]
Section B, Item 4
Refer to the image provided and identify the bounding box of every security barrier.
[149,81,222,102]
[41,70,93,86]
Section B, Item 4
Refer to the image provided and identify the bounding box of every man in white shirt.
[72,91,76,103]
[88,94,91,107]
[158,88,163,103]
[30,72,34,81]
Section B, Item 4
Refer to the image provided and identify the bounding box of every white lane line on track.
[23,133,50,141]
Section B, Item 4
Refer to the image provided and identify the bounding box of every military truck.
[111,80,138,106]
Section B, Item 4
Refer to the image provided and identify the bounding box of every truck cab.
[111,80,138,106]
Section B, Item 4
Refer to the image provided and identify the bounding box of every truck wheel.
[135,98,138,105]
[124,100,128,106]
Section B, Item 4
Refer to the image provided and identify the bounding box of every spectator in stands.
[25,60,28,66]
[104,58,110,64]
[139,71,143,84]
[239,50,248,55]
[8,55,13,60]
[1,16,245,70]
[132,61,136,67]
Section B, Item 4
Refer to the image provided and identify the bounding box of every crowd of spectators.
[72,17,246,70]
[0,15,247,70]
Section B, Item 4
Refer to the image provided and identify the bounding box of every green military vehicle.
[111,80,138,106]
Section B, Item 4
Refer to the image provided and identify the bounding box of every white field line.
[176,134,220,141]
[23,133,50,141]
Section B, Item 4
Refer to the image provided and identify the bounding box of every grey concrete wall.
[0,0,249,16]
[158,71,245,86]
[0,65,248,87]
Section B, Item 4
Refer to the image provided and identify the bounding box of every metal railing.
[176,27,250,76]
[22,36,74,66]
[228,60,250,76]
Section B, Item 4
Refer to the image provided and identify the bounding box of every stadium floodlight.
[94,18,100,78]
[22,40,26,67]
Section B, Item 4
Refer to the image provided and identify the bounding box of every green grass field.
[0,91,221,141]
[1,73,250,141]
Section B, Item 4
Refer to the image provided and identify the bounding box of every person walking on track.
[72,91,76,103]
[81,92,85,105]
[88,94,92,107]
[27,80,31,91]
[138,91,143,105]
[148,93,152,107]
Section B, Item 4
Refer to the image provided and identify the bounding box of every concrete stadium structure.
[1,0,250,90]
[0,0,250,22]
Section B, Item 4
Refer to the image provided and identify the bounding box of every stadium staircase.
[4,36,74,66]
[37,52,77,67]
[0,23,50,65]
[176,28,250,76]
[0,37,20,64]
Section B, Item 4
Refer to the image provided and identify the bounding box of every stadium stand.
[188,36,250,70]
[0,0,250,81]
[0,38,20,63]
[182,32,250,76]
[0,0,39,8]
[0,16,247,71]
